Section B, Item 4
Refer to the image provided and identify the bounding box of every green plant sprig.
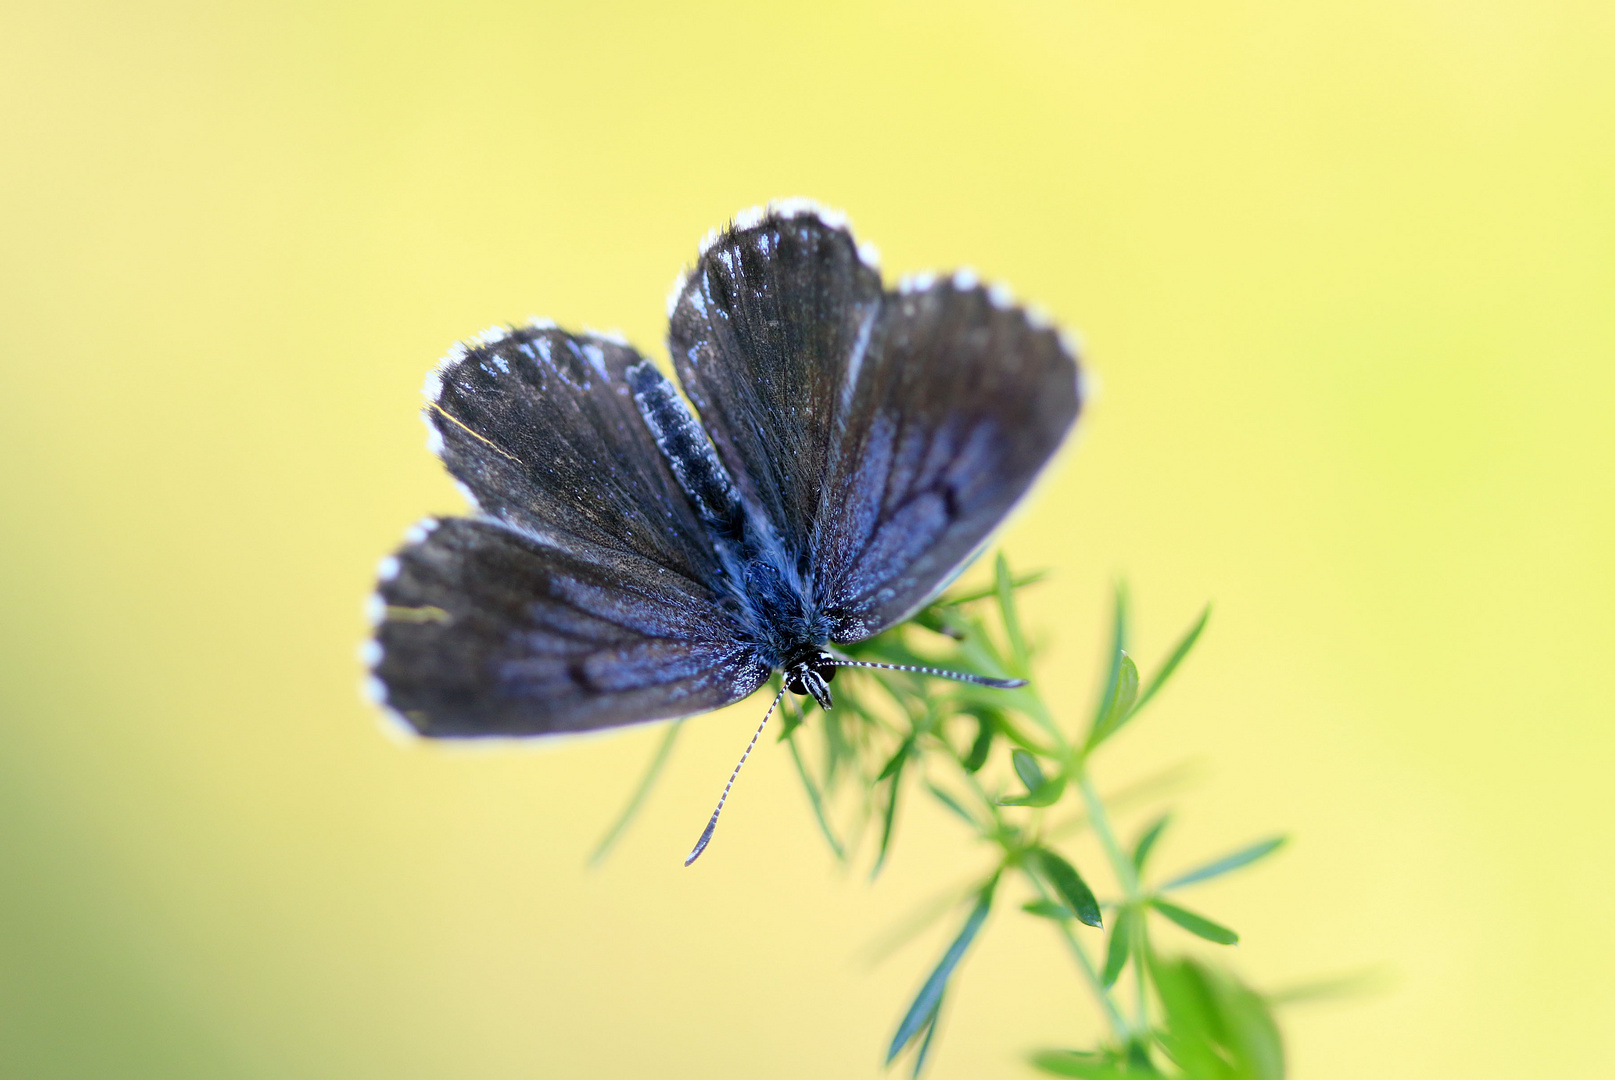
[595,554,1296,1078]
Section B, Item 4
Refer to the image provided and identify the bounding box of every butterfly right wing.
[813,276,1083,641]
[369,517,771,737]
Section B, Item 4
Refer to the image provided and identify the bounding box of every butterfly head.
[783,647,838,710]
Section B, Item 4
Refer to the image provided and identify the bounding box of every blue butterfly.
[365,201,1082,861]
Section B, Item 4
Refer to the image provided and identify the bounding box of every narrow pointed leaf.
[777,691,804,740]
[1085,654,1139,750]
[995,553,1030,670]
[1089,584,1129,735]
[1101,905,1135,987]
[992,714,1052,755]
[1131,814,1171,874]
[1022,899,1074,920]
[587,719,684,866]
[1264,966,1395,1005]
[1108,654,1140,723]
[1132,604,1211,716]
[1028,1051,1138,1079]
[941,569,1047,607]
[924,781,979,830]
[910,989,944,1078]
[1151,899,1239,944]
[785,727,844,861]
[886,878,997,1064]
[1161,836,1287,891]
[961,710,995,772]
[1034,848,1102,928]
[998,773,1066,807]
[872,752,909,879]
[1012,749,1046,791]
[878,735,917,781]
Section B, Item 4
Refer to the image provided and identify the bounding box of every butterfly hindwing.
[371,517,770,737]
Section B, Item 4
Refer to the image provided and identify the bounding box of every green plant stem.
[1076,771,1150,1036]
[1077,772,1140,897]
[1023,868,1128,1040]
[786,729,846,861]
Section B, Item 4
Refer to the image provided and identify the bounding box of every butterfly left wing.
[369,517,771,737]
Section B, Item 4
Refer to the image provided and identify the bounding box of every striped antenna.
[684,685,787,867]
[827,658,1025,690]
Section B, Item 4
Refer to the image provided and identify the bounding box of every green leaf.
[886,877,997,1064]
[1151,956,1283,1080]
[989,711,1053,755]
[1012,748,1046,790]
[1109,654,1140,723]
[960,709,995,772]
[1131,604,1211,717]
[1151,899,1239,945]
[1160,836,1287,891]
[1035,848,1102,928]
[1085,653,1139,750]
[910,988,944,1078]
[872,750,909,879]
[1264,966,1394,1006]
[777,693,804,740]
[1001,750,1065,805]
[999,775,1066,807]
[924,781,979,830]
[995,553,1030,670]
[1101,904,1135,987]
[939,569,1048,607]
[1089,584,1129,734]
[819,706,850,789]
[784,725,844,861]
[1021,899,1074,920]
[1028,1049,1138,1079]
[878,735,916,781]
[587,718,684,866]
[1131,814,1170,874]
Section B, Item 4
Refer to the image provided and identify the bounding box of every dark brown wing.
[369,517,769,737]
[666,203,884,564]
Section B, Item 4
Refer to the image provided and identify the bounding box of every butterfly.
[364,200,1083,862]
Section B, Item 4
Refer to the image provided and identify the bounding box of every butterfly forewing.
[426,325,719,584]
[668,209,883,559]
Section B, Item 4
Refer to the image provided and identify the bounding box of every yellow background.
[3,2,1611,1076]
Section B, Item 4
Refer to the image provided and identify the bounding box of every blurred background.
[3,1,1612,1076]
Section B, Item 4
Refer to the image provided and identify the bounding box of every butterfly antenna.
[684,685,787,867]
[828,659,1026,690]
